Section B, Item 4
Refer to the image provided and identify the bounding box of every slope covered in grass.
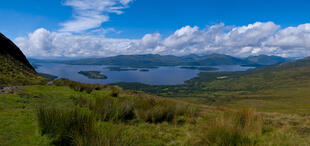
[0,33,48,86]
[1,81,310,145]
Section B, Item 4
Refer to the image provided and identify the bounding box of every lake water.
[36,63,254,85]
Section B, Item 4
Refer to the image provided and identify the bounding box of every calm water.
[36,63,253,85]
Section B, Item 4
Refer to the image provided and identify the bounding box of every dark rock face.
[0,33,34,70]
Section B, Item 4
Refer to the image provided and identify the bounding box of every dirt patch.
[0,86,23,94]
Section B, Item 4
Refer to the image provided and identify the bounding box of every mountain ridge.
[36,53,288,67]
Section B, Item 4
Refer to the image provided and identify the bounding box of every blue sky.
[2,0,310,39]
[2,0,310,58]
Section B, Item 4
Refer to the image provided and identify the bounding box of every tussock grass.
[37,107,95,146]
[74,94,199,123]
[197,108,262,145]
[73,123,141,146]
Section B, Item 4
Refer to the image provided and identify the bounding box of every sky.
[1,0,310,58]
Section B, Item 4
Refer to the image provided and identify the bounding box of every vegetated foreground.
[1,79,310,145]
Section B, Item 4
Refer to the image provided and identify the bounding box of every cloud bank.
[60,0,133,32]
[15,22,310,58]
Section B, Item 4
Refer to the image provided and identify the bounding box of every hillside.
[2,79,310,145]
[0,33,48,86]
[57,53,286,67]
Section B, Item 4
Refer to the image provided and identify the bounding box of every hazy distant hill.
[194,54,251,66]
[0,33,48,86]
[245,55,288,65]
[58,53,287,67]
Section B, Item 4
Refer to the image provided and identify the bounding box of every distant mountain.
[0,33,48,86]
[64,54,184,67]
[61,53,270,67]
[194,54,251,66]
[245,55,287,65]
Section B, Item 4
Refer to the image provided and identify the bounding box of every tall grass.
[88,97,135,122]
[197,108,262,145]
[74,94,199,123]
[37,106,142,146]
[37,107,95,146]
[73,123,141,146]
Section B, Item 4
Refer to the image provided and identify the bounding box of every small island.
[180,66,218,71]
[106,67,138,71]
[139,69,149,72]
[78,71,107,79]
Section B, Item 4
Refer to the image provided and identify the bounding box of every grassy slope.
[1,85,310,145]
[0,85,196,145]
[0,55,49,86]
[0,33,49,86]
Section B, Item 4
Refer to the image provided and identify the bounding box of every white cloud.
[59,0,133,32]
[264,23,310,48]
[14,22,310,58]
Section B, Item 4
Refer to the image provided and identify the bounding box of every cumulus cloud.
[14,22,310,58]
[60,0,133,32]
[15,28,139,57]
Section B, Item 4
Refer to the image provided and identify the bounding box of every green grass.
[2,84,310,145]
[0,85,199,145]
